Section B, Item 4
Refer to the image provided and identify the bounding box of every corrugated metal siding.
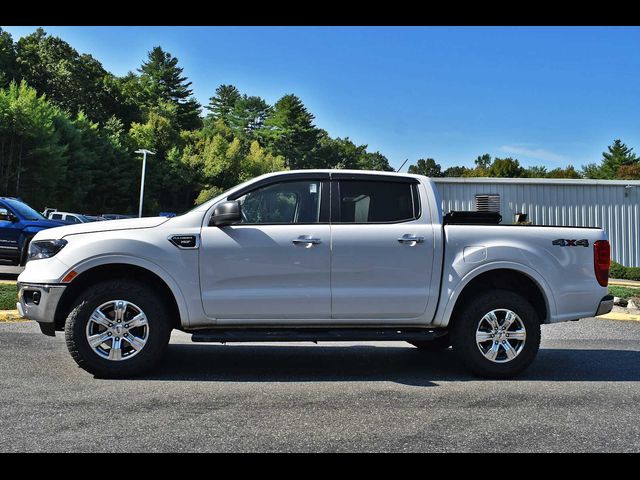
[433,179,640,267]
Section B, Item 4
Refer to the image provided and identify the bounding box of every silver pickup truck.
[17,170,613,378]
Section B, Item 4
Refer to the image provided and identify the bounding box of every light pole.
[135,149,155,218]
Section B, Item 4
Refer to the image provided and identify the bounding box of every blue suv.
[0,197,66,266]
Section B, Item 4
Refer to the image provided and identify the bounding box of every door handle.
[292,236,322,246]
[397,234,425,244]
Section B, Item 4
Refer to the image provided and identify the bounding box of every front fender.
[63,254,192,329]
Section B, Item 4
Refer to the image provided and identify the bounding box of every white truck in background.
[17,170,613,378]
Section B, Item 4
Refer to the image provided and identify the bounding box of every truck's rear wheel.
[64,280,171,378]
[451,289,541,378]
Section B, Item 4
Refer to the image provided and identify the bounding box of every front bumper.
[16,282,66,324]
[595,294,614,316]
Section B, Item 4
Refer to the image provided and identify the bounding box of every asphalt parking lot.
[1,318,639,452]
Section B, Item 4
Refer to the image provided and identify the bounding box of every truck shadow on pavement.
[139,344,640,386]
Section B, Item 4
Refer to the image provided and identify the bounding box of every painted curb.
[597,312,640,322]
[609,280,640,288]
[0,310,27,322]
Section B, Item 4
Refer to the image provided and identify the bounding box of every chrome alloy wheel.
[85,300,149,361]
[475,309,527,363]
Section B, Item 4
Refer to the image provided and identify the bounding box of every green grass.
[609,285,640,300]
[0,283,18,310]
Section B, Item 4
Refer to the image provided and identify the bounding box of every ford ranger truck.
[16,170,614,379]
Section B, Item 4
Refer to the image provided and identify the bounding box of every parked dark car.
[0,197,66,266]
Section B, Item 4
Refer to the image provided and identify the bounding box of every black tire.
[409,333,451,352]
[450,289,541,379]
[65,279,171,378]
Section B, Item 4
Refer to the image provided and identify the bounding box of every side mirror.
[210,201,242,226]
[0,208,17,222]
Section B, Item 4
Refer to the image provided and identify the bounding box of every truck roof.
[255,169,427,181]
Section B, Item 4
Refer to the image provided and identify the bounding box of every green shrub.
[610,261,640,281]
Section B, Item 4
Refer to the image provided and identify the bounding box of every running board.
[190,328,447,343]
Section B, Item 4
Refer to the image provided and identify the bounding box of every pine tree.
[206,84,241,124]
[259,94,320,169]
[600,139,638,178]
[138,46,201,130]
[230,95,271,136]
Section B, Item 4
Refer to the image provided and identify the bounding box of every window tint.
[236,180,322,224]
[67,216,81,224]
[3,198,45,221]
[51,213,63,220]
[338,181,416,223]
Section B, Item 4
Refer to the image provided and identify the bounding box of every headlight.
[27,239,68,261]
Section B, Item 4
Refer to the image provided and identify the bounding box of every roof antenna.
[396,159,408,172]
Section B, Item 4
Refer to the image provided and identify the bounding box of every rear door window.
[335,180,418,223]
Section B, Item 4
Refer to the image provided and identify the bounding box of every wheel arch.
[436,262,555,328]
[53,259,188,331]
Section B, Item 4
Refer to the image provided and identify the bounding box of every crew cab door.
[199,175,331,321]
[330,175,435,319]
[0,202,21,264]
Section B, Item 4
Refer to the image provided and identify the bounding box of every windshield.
[3,198,46,221]
[185,178,258,215]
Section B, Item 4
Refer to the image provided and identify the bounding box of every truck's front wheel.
[65,280,171,378]
[451,289,541,378]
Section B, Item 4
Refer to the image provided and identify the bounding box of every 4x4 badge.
[552,239,589,247]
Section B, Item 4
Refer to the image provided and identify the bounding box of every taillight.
[594,240,610,287]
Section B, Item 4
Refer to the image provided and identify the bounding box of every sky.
[3,26,639,171]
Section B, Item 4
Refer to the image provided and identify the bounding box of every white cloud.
[499,145,566,163]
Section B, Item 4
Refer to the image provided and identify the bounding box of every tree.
[462,153,492,176]
[584,139,639,179]
[443,165,468,177]
[259,94,320,169]
[0,28,17,88]
[600,139,638,179]
[523,166,547,178]
[129,101,189,214]
[230,95,271,137]
[408,158,443,177]
[138,46,201,130]
[206,84,241,124]
[0,81,66,205]
[240,140,286,182]
[581,162,607,179]
[487,157,524,178]
[13,28,119,124]
[475,153,492,170]
[547,165,581,179]
[616,164,640,180]
[358,151,393,171]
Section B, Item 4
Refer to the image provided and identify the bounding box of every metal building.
[432,177,640,267]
